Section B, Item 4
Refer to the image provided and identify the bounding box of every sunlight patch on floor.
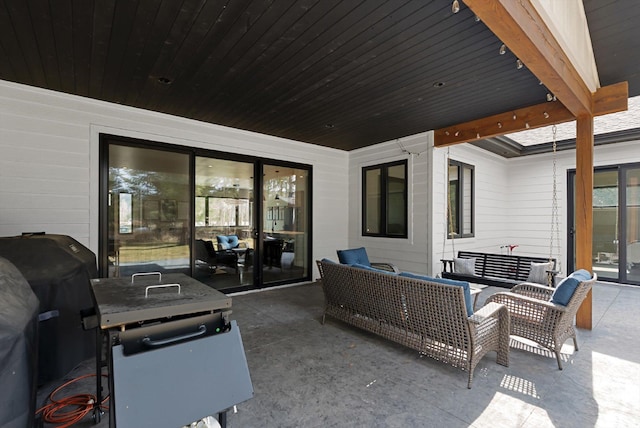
[500,374,541,399]
[591,350,640,406]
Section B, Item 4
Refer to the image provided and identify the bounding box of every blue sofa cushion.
[337,247,371,266]
[352,263,396,275]
[400,272,474,316]
[551,269,592,306]
[217,235,239,250]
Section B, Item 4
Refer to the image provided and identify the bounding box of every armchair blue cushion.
[551,269,592,306]
[217,235,240,250]
[399,272,474,316]
[336,247,371,266]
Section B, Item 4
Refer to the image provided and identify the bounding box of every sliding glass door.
[626,168,640,283]
[262,164,311,285]
[104,144,190,277]
[194,157,256,291]
[568,164,640,285]
[100,135,312,291]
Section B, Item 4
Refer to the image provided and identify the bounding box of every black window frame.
[448,159,475,239]
[98,133,313,293]
[361,160,408,238]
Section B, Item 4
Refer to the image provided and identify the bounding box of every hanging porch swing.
[440,125,563,287]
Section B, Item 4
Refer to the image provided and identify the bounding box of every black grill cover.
[0,234,97,384]
[0,257,39,428]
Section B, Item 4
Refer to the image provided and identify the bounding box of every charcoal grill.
[90,272,253,427]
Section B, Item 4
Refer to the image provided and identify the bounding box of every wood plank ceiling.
[1,0,638,152]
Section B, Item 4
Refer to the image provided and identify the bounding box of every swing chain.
[549,125,561,273]
[440,148,456,275]
[445,149,455,257]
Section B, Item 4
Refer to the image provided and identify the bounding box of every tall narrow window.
[195,196,207,226]
[118,193,133,234]
[362,160,408,238]
[448,160,474,238]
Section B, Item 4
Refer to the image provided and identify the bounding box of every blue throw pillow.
[336,247,371,266]
[320,258,337,264]
[570,269,592,282]
[400,272,474,316]
[352,263,396,275]
[217,235,239,250]
[551,270,592,306]
[217,235,230,249]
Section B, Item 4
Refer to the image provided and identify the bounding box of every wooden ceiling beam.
[434,82,628,148]
[464,0,592,118]
[434,101,572,147]
[593,81,629,116]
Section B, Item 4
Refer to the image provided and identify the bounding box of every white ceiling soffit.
[531,0,600,93]
[506,96,640,146]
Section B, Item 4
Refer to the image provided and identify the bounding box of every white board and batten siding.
[350,132,640,277]
[431,143,512,277]
[0,80,348,279]
[434,138,640,278]
[346,132,432,274]
[348,133,530,277]
[506,151,563,260]
[507,139,640,273]
[3,78,640,280]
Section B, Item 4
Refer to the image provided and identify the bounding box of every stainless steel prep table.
[90,272,253,427]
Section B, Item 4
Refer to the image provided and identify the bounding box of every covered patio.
[0,2,637,295]
[38,280,639,427]
[208,281,640,427]
[3,1,640,426]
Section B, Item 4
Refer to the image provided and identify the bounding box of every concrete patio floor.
[38,280,639,427]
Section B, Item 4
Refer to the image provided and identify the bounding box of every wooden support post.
[575,115,594,330]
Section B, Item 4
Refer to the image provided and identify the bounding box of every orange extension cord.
[36,373,109,428]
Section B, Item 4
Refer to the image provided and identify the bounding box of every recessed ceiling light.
[157,76,173,85]
[324,124,335,129]
[433,82,445,88]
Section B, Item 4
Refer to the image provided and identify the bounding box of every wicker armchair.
[485,272,597,369]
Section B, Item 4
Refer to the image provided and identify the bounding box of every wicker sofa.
[316,260,510,388]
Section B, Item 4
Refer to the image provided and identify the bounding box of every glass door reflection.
[262,164,310,285]
[569,165,640,285]
[592,170,620,280]
[626,168,640,283]
[194,157,255,291]
[107,145,190,277]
